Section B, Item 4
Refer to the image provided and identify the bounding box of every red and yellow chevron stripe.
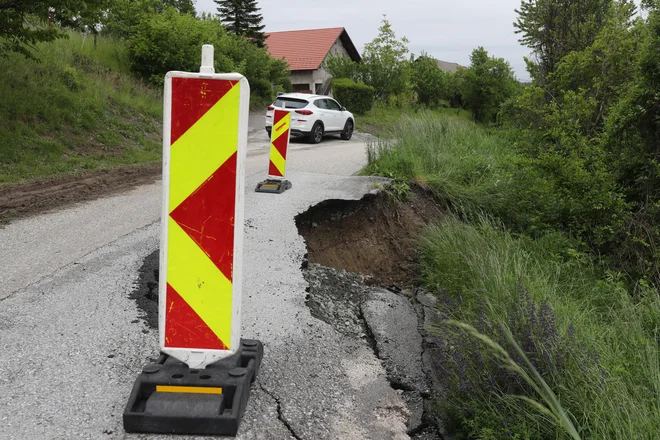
[164,77,240,352]
[268,109,291,178]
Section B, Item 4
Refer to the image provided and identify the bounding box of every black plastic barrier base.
[255,178,292,194]
[123,339,263,436]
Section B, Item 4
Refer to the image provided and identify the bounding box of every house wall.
[288,37,352,95]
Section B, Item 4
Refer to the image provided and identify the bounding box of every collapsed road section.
[296,189,449,439]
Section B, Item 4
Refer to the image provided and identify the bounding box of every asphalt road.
[0,129,410,439]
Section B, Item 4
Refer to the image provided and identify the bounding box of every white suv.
[265,93,355,143]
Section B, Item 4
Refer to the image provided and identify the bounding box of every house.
[265,27,361,95]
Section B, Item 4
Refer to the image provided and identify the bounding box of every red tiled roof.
[265,27,360,71]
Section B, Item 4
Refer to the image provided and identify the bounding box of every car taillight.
[267,105,274,110]
[295,109,313,115]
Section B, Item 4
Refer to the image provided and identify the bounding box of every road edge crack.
[258,382,303,440]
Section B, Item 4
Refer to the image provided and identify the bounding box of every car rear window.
[273,98,308,109]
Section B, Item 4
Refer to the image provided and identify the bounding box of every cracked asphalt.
[0,127,411,439]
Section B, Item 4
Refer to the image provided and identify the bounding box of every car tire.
[265,128,271,138]
[309,122,323,144]
[340,119,354,140]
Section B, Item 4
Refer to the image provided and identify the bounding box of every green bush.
[332,78,375,114]
[412,55,452,107]
[275,76,292,93]
[126,8,288,103]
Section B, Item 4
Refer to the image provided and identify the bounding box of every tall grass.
[362,113,514,217]
[0,32,162,184]
[355,103,472,136]
[422,218,660,439]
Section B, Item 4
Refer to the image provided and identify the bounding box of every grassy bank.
[0,32,162,185]
[362,113,513,217]
[356,104,472,136]
[363,112,660,439]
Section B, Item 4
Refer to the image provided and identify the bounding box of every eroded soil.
[0,164,161,223]
[296,188,443,287]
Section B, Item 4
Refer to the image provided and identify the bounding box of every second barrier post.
[255,107,292,193]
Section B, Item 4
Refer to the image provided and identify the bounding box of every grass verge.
[356,103,472,136]
[362,113,513,217]
[0,32,162,185]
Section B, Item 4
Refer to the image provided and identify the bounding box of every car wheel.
[265,129,271,138]
[340,119,354,140]
[309,122,323,144]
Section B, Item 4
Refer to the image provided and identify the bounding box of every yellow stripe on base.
[169,83,240,212]
[269,144,286,176]
[156,385,223,394]
[167,217,233,349]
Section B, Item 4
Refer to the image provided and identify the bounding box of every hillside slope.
[0,32,163,186]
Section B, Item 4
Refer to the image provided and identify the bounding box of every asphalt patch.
[130,248,159,329]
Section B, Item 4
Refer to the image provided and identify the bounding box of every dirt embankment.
[0,164,161,223]
[295,187,443,287]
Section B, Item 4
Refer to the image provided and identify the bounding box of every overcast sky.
[194,0,618,81]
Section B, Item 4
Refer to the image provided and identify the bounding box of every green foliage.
[421,219,660,439]
[514,0,619,80]
[411,54,453,107]
[104,0,195,39]
[600,5,660,284]
[323,54,362,82]
[126,8,288,103]
[500,1,654,284]
[0,0,110,57]
[361,2,660,438]
[127,8,222,83]
[362,113,514,215]
[332,78,375,114]
[459,47,519,123]
[324,17,412,104]
[215,0,265,47]
[274,76,292,93]
[360,16,412,100]
[0,32,162,184]
[506,90,630,248]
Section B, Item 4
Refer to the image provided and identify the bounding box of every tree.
[411,54,452,107]
[104,0,195,39]
[215,0,265,47]
[127,8,288,103]
[323,54,362,82]
[360,16,411,100]
[514,0,619,81]
[460,47,518,122]
[0,0,110,57]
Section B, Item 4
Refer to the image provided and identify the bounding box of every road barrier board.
[159,70,249,369]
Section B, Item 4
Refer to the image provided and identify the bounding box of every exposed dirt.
[0,163,161,224]
[296,187,443,287]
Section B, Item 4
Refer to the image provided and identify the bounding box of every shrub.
[126,8,288,103]
[332,78,375,114]
[412,54,452,107]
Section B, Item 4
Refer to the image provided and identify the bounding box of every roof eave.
[338,28,361,63]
